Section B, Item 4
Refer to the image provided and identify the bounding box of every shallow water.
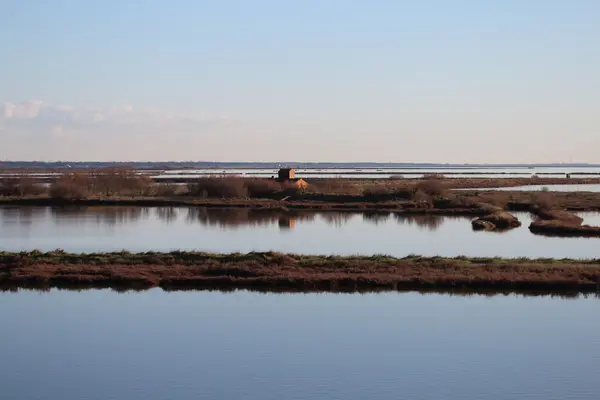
[156,166,600,177]
[0,289,599,400]
[459,184,600,192]
[4,167,600,180]
[1,206,599,258]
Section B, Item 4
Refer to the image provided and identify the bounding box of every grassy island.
[2,251,600,294]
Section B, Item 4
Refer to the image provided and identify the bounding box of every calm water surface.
[0,289,599,400]
[155,167,600,179]
[460,184,600,192]
[1,206,599,258]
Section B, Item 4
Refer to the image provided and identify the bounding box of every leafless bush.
[91,167,153,197]
[281,182,304,196]
[362,186,390,197]
[412,190,432,203]
[0,177,46,197]
[245,179,283,197]
[531,192,555,211]
[49,174,92,200]
[307,179,360,195]
[187,177,248,198]
[153,183,186,197]
[415,178,447,196]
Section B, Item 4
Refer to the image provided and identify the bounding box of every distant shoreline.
[1,161,600,170]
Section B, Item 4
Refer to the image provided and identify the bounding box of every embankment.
[0,196,492,214]
[527,208,600,237]
[2,251,600,294]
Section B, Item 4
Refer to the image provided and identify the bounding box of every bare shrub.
[412,190,432,203]
[245,179,283,197]
[481,192,511,208]
[187,177,248,198]
[415,178,446,196]
[307,179,359,195]
[154,183,185,197]
[0,178,18,196]
[0,177,45,197]
[49,174,92,200]
[390,187,415,200]
[531,192,555,211]
[281,182,304,196]
[91,167,153,197]
[362,186,390,197]
[448,195,475,207]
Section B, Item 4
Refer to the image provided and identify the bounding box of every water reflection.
[2,290,600,400]
[319,212,356,227]
[0,206,46,227]
[50,206,151,227]
[394,214,450,230]
[1,206,599,258]
[185,207,317,230]
[155,207,179,224]
[0,206,507,232]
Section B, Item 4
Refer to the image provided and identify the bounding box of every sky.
[1,0,599,163]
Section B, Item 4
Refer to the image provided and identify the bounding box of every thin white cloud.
[0,100,233,130]
[2,100,45,119]
[0,100,240,160]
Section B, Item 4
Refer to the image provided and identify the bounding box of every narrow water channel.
[1,206,599,258]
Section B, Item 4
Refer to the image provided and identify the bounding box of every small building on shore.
[276,168,308,190]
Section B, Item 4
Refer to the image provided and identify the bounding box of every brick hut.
[276,168,308,190]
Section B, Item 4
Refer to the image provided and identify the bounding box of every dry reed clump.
[245,179,284,197]
[530,192,556,211]
[153,183,187,197]
[415,178,447,197]
[49,168,154,199]
[307,179,361,195]
[187,176,248,198]
[91,168,153,196]
[362,186,391,197]
[0,177,46,197]
[410,189,431,203]
[186,177,308,199]
[49,173,92,200]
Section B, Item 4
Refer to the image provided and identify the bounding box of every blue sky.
[1,1,599,162]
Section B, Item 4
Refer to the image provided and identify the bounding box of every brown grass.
[3,174,600,213]
[187,176,248,198]
[529,220,600,237]
[462,190,600,212]
[0,177,45,197]
[2,251,600,293]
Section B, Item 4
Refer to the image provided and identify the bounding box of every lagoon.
[0,289,599,400]
[1,206,599,258]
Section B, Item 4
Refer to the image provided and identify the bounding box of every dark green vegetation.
[2,251,600,294]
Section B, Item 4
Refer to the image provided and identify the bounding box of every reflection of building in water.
[278,216,296,230]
